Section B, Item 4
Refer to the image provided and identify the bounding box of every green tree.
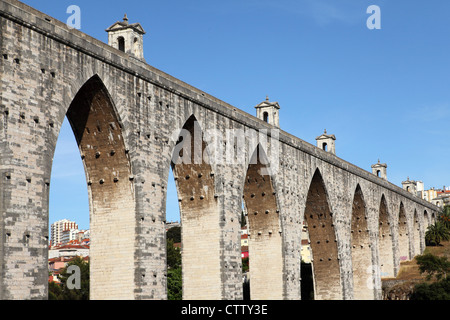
[242,257,249,273]
[167,226,181,243]
[425,221,450,246]
[167,267,182,300]
[50,256,90,300]
[411,253,450,300]
[48,280,63,300]
[166,234,182,300]
[416,253,450,281]
[411,277,450,300]
[439,206,450,230]
[167,238,181,269]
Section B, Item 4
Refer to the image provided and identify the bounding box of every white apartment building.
[61,229,89,244]
[50,219,78,245]
[48,244,90,259]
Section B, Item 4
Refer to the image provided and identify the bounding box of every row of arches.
[52,74,436,300]
[167,115,436,300]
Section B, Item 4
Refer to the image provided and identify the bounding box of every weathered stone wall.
[0,0,440,300]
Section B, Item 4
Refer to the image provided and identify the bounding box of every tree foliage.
[166,228,182,300]
[49,256,89,300]
[411,277,450,300]
[167,267,182,300]
[166,226,181,244]
[416,253,450,281]
[411,252,450,300]
[425,221,450,246]
[439,206,450,230]
[167,238,182,269]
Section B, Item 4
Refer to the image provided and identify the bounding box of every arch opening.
[424,210,429,232]
[413,209,421,256]
[378,195,394,278]
[63,74,135,299]
[350,185,374,300]
[304,169,341,300]
[170,115,221,300]
[242,144,283,300]
[398,202,409,262]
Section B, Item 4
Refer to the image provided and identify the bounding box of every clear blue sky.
[20,0,450,231]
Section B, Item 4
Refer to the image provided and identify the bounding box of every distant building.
[241,233,249,248]
[165,221,181,231]
[61,229,89,244]
[51,219,78,245]
[419,185,450,207]
[422,188,438,203]
[49,243,89,260]
[241,246,249,259]
[48,256,89,283]
[433,190,450,208]
[301,222,312,264]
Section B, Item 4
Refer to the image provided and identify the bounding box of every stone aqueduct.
[0,0,439,300]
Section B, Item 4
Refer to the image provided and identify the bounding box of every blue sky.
[20,1,450,231]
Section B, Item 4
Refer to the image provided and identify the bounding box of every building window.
[118,37,125,52]
[133,37,139,56]
[322,142,328,151]
[263,112,269,123]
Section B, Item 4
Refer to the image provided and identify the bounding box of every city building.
[422,188,438,203]
[60,229,90,244]
[433,189,450,208]
[241,233,249,248]
[165,221,181,231]
[50,219,78,246]
[301,222,312,264]
[48,256,89,284]
[49,243,89,260]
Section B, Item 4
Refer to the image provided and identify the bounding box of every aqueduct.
[0,0,439,300]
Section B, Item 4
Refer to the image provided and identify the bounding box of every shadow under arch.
[242,144,283,300]
[413,209,421,256]
[169,114,222,300]
[303,168,341,300]
[350,184,374,300]
[65,74,135,299]
[424,210,429,232]
[378,194,394,278]
[398,202,409,262]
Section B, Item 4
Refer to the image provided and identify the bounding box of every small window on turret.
[263,112,268,123]
[118,37,125,52]
[322,143,328,151]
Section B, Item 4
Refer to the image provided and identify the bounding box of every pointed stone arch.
[351,184,374,299]
[398,202,409,262]
[170,114,221,300]
[242,144,283,300]
[304,168,341,300]
[378,194,394,278]
[424,210,430,232]
[66,74,135,299]
[413,209,421,256]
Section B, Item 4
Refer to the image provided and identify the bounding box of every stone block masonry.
[0,0,440,300]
